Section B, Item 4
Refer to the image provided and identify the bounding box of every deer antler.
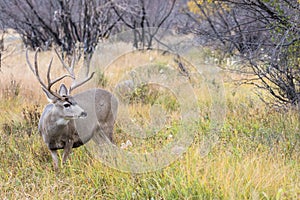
[54,48,95,94]
[69,71,95,93]
[54,48,76,78]
[26,48,95,97]
[26,48,74,99]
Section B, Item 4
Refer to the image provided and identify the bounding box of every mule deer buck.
[26,49,118,169]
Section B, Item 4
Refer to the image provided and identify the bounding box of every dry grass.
[0,43,299,199]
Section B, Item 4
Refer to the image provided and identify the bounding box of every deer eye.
[63,103,71,108]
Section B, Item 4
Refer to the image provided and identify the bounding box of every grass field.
[0,46,299,199]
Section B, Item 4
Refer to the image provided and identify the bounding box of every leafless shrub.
[185,0,300,108]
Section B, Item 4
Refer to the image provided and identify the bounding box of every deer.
[26,48,118,169]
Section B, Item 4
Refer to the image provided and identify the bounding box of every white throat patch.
[56,118,69,125]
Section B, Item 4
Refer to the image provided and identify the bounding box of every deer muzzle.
[79,111,87,118]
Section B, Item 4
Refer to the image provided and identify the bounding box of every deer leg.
[106,125,115,143]
[107,126,114,143]
[50,150,59,169]
[62,139,74,165]
[101,122,115,143]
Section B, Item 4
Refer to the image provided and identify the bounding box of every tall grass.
[0,49,299,199]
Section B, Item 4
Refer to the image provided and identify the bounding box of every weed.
[2,78,21,99]
[0,50,299,199]
[128,83,158,105]
[95,70,108,87]
[1,104,41,136]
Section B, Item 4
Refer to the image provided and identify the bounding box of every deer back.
[72,88,118,143]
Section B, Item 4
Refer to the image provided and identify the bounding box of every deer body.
[73,89,118,143]
[26,49,118,169]
[39,104,84,151]
[39,87,118,168]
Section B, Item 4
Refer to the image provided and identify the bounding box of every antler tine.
[70,50,76,73]
[54,48,76,78]
[46,56,73,91]
[26,48,48,90]
[69,72,95,93]
[54,48,94,94]
[46,57,54,89]
[25,48,35,74]
[26,48,71,100]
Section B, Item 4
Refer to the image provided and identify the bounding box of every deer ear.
[42,87,57,103]
[59,84,69,96]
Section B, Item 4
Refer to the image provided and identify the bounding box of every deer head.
[26,48,94,121]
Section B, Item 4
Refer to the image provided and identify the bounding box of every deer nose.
[80,112,87,118]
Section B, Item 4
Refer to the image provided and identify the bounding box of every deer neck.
[55,118,70,126]
[47,106,72,127]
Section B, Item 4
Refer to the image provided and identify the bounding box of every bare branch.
[69,72,95,93]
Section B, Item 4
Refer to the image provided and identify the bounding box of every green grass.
[0,50,299,199]
[0,86,299,199]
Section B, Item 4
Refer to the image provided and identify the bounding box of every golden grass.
[0,46,299,199]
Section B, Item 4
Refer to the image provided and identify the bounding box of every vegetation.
[1,0,299,107]
[186,0,300,107]
[0,50,299,199]
[0,1,299,199]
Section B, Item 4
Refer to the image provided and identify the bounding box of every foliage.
[186,0,300,108]
[1,78,21,99]
[95,70,108,88]
[0,2,299,198]
[2,104,40,136]
[187,0,214,14]
[0,84,299,199]
[0,49,299,198]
